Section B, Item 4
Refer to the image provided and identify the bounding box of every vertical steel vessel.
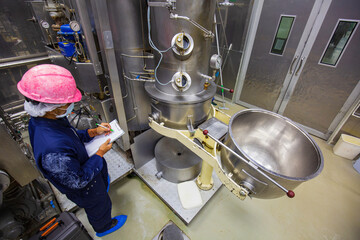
[145,0,217,129]
[107,0,151,131]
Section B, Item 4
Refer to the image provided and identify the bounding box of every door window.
[320,20,358,66]
[270,15,296,55]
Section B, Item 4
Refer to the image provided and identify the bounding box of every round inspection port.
[171,72,191,92]
[175,75,188,88]
[171,33,194,60]
[175,34,190,51]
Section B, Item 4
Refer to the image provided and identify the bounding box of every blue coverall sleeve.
[76,129,94,143]
[42,152,104,189]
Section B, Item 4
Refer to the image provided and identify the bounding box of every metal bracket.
[155,171,163,180]
[187,115,195,137]
[218,0,235,7]
[199,73,214,82]
[103,31,114,50]
[148,0,176,10]
[150,104,162,122]
[170,13,214,38]
[241,169,268,195]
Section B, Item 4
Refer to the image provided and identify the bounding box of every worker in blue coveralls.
[17,64,127,237]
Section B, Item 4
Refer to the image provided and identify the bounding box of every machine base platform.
[135,158,222,225]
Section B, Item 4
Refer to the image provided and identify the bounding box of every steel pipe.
[0,53,48,64]
[0,56,50,69]
[74,0,103,75]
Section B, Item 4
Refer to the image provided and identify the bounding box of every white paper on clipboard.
[85,119,124,157]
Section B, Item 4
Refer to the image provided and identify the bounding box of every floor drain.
[161,224,183,240]
[153,221,190,240]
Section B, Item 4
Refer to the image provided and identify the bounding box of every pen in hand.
[96,123,114,132]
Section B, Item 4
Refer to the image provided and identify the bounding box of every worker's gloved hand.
[96,123,112,136]
[88,123,111,137]
[96,139,113,157]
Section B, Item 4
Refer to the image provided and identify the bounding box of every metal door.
[236,0,318,111]
[236,0,360,139]
[277,0,360,139]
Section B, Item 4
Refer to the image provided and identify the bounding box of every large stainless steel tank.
[107,0,151,131]
[221,109,324,199]
[145,0,217,129]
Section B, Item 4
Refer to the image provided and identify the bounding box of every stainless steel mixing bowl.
[220,109,324,199]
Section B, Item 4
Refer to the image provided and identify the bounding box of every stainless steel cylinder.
[220,109,324,199]
[107,0,151,131]
[145,0,217,129]
[155,137,202,183]
[145,84,215,129]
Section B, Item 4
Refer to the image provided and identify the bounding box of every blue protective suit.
[28,117,112,233]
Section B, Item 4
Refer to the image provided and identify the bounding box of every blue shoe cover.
[107,175,110,192]
[96,215,127,237]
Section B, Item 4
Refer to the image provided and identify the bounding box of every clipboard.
[84,119,124,157]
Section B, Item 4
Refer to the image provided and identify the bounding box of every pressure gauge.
[210,54,222,69]
[69,21,81,32]
[41,20,50,29]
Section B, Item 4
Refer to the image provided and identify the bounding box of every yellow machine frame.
[148,106,249,200]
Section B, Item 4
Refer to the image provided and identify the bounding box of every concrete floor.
[76,102,360,240]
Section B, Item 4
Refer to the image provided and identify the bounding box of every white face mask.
[56,103,74,118]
